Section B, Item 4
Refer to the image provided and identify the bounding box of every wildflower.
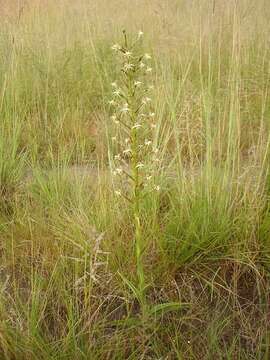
[124,51,132,58]
[145,139,152,146]
[111,44,121,51]
[146,175,152,181]
[111,115,119,124]
[113,89,121,97]
[115,167,123,175]
[134,81,142,87]
[142,97,151,105]
[149,112,155,117]
[123,63,134,72]
[136,162,144,169]
[111,81,117,88]
[154,185,160,191]
[120,104,129,113]
[132,123,142,129]
[109,100,116,106]
[146,67,152,73]
[144,53,151,60]
[115,190,121,197]
[138,30,144,38]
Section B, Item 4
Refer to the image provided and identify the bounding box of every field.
[0,0,270,359]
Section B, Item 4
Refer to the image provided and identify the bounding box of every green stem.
[129,77,146,314]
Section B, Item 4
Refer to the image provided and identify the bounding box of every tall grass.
[0,0,270,358]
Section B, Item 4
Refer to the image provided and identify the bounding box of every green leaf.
[149,302,189,317]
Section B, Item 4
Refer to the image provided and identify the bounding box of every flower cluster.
[109,31,160,199]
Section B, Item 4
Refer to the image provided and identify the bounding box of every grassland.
[0,0,270,359]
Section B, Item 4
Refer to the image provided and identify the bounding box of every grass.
[0,0,270,358]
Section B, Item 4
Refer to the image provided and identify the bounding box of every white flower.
[146,175,152,181]
[142,97,151,105]
[149,112,155,117]
[154,185,160,191]
[111,44,121,51]
[146,67,152,73]
[111,115,119,124]
[124,51,132,58]
[115,190,121,197]
[120,104,129,113]
[145,139,152,146]
[139,62,145,69]
[136,162,144,169]
[111,81,117,88]
[115,167,123,175]
[132,123,142,129]
[123,63,134,71]
[113,89,121,97]
[138,30,144,38]
[144,53,151,60]
[134,81,142,87]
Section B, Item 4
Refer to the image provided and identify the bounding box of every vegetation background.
[0,0,270,358]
